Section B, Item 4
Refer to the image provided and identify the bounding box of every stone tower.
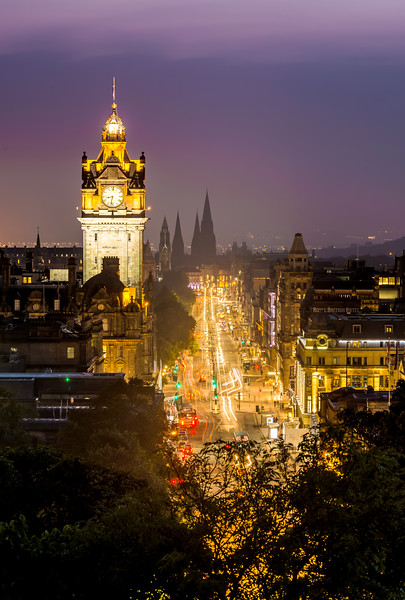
[171,212,185,269]
[200,191,216,264]
[276,233,313,397]
[78,78,148,300]
[191,212,201,266]
[158,216,171,275]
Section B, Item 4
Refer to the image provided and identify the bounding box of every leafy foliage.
[57,379,168,481]
[154,285,196,366]
[0,387,34,449]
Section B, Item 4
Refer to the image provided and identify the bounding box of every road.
[164,284,285,455]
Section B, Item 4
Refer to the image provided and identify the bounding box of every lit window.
[54,299,60,311]
[385,325,393,334]
[67,347,75,359]
[14,299,20,311]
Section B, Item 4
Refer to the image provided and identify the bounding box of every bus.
[178,407,198,428]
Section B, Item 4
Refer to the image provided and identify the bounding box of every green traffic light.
[65,377,70,382]
[176,382,181,388]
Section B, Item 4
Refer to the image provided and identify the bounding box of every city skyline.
[1,1,405,249]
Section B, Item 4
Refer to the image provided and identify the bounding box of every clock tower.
[79,81,148,299]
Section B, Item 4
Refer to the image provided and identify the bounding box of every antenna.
[112,76,116,105]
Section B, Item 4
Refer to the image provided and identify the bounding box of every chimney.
[25,250,33,272]
[102,256,120,275]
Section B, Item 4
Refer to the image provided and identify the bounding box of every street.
[164,283,287,455]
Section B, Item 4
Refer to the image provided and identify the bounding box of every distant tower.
[36,227,41,249]
[200,191,216,263]
[158,216,171,275]
[191,212,201,266]
[171,212,185,270]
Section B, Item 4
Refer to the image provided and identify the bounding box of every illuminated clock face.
[102,186,123,208]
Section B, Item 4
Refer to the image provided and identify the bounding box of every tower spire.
[171,212,185,270]
[200,190,216,263]
[112,76,116,108]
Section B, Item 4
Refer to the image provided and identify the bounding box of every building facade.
[295,313,405,424]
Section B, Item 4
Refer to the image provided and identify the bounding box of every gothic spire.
[199,191,216,263]
[171,212,185,269]
[191,212,201,263]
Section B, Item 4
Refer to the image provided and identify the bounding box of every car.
[183,443,193,455]
[234,430,249,443]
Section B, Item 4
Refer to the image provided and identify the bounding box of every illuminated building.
[79,80,148,300]
[275,233,312,397]
[295,312,405,424]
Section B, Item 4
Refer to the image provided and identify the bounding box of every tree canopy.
[154,285,197,366]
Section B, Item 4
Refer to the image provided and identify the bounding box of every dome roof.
[83,266,125,300]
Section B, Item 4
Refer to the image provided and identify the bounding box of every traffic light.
[65,377,70,382]
[176,382,181,389]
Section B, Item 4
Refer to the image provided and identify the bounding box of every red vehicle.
[178,409,198,428]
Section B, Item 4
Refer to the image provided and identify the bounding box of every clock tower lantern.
[79,81,148,299]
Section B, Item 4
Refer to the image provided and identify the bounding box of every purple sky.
[2,0,405,251]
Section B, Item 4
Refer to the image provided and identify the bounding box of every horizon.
[1,1,405,249]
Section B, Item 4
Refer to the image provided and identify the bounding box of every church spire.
[191,212,201,264]
[171,212,185,270]
[200,190,216,263]
[158,216,171,275]
[36,227,41,249]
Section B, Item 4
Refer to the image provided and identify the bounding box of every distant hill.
[315,237,405,260]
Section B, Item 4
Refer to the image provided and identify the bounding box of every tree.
[0,447,218,600]
[57,379,168,482]
[154,285,196,366]
[155,270,196,311]
[0,387,34,449]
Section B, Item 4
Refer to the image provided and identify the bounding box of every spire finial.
[112,76,116,109]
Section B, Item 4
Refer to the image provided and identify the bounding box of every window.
[95,233,98,241]
[363,357,367,366]
[353,324,361,333]
[333,357,340,365]
[347,357,351,365]
[95,257,98,264]
[318,357,325,365]
[54,299,60,311]
[380,356,385,366]
[128,234,132,241]
[352,375,361,387]
[14,299,20,311]
[117,347,123,358]
[363,376,368,387]
[306,357,312,366]
[352,357,362,366]
[67,347,75,359]
[333,377,340,388]
[385,325,393,334]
